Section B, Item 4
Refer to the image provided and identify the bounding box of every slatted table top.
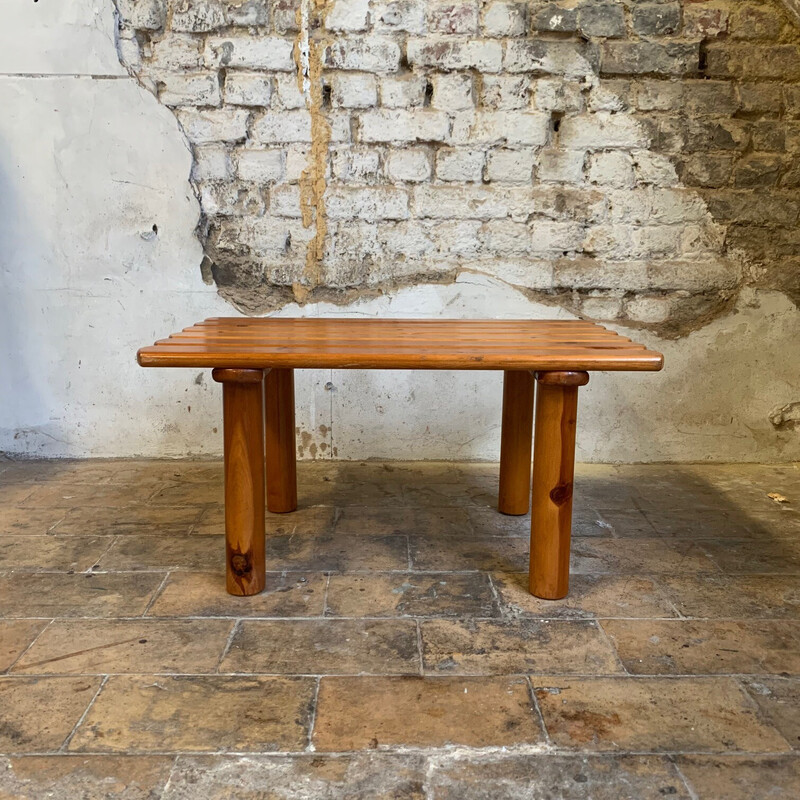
[137,317,664,372]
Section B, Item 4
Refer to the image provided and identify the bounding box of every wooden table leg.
[498,370,535,515]
[265,367,298,513]
[529,370,589,600]
[212,368,266,596]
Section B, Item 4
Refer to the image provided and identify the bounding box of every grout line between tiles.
[4,618,56,674]
[305,677,322,753]
[141,571,172,617]
[59,674,108,752]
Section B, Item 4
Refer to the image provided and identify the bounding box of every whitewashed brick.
[332,148,382,183]
[538,149,586,183]
[117,32,142,71]
[481,219,531,253]
[407,39,503,72]
[428,2,479,34]
[285,146,311,181]
[482,2,527,37]
[205,36,295,70]
[505,40,598,79]
[531,221,585,253]
[632,226,681,259]
[625,296,672,324]
[633,151,679,186]
[327,0,372,32]
[533,79,584,113]
[432,73,474,111]
[436,149,484,182]
[270,183,302,217]
[274,75,306,109]
[606,189,651,224]
[429,220,483,254]
[116,0,166,31]
[172,0,226,33]
[581,294,624,319]
[386,149,432,182]
[156,72,220,107]
[588,151,635,188]
[415,185,534,220]
[177,108,250,144]
[331,73,378,108]
[480,75,530,110]
[252,111,311,144]
[192,144,232,181]
[373,1,427,33]
[582,225,634,258]
[323,38,401,72]
[326,187,409,220]
[380,76,427,108]
[555,259,650,291]
[451,111,549,146]
[378,221,434,257]
[236,149,284,182]
[235,218,314,256]
[650,189,709,224]
[148,34,203,70]
[200,181,265,216]
[485,259,554,289]
[486,149,535,183]
[360,110,450,143]
[224,72,272,107]
[559,113,648,149]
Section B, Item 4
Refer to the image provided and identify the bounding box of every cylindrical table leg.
[529,371,589,600]
[498,370,535,515]
[265,367,298,513]
[212,368,266,596]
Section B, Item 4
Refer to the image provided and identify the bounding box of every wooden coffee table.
[138,318,663,599]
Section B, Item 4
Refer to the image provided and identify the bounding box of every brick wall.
[115,0,800,337]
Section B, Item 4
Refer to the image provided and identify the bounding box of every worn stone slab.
[0,535,111,572]
[313,676,542,750]
[220,619,419,675]
[427,753,690,799]
[697,538,800,574]
[492,572,677,619]
[676,755,800,800]
[533,676,790,752]
[570,538,720,574]
[53,504,204,535]
[163,754,427,799]
[96,534,222,571]
[0,572,165,618]
[659,574,800,619]
[0,620,47,671]
[0,506,68,535]
[69,675,315,753]
[0,755,174,799]
[602,619,800,675]
[193,504,336,536]
[742,678,800,749]
[325,572,497,618]
[12,619,234,674]
[422,619,622,675]
[148,571,326,617]
[401,483,496,508]
[334,506,470,537]
[0,676,102,753]
[262,532,410,572]
[22,483,159,508]
[409,535,528,572]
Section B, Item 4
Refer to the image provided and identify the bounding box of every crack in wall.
[293,0,332,303]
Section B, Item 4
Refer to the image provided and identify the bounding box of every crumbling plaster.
[0,0,798,462]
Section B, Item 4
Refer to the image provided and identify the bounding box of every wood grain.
[138,318,664,372]
[212,368,266,596]
[265,368,298,514]
[498,370,535,516]
[529,371,589,600]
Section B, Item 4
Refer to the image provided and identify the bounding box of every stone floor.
[0,459,799,798]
